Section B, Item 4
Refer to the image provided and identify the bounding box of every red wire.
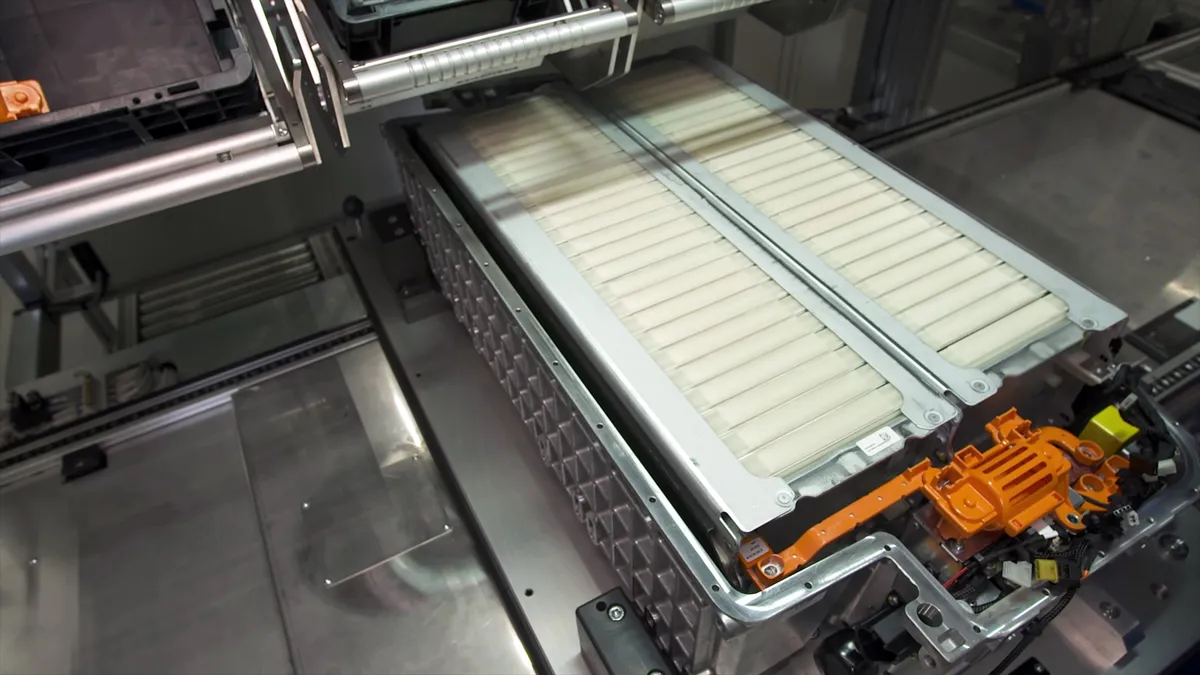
[943,565,970,589]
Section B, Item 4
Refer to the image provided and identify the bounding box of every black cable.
[986,631,1036,675]
[986,585,1078,675]
[970,598,1002,614]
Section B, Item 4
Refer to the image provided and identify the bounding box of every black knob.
[342,195,365,220]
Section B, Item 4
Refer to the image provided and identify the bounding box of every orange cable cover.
[741,410,1127,589]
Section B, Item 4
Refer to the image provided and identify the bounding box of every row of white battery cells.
[611,62,1070,370]
[460,95,905,479]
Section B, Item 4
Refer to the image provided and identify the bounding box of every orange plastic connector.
[740,410,1126,589]
[1,80,50,123]
[923,409,1097,540]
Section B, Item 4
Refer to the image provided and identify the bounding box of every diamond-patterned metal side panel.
[398,155,716,673]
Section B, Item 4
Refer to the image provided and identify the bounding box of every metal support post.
[850,0,954,133]
[6,309,60,391]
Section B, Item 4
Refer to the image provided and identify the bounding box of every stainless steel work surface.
[885,89,1200,331]
[0,341,534,675]
[0,404,292,675]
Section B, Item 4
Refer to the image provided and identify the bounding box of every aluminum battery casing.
[389,55,1196,674]
[394,130,1200,674]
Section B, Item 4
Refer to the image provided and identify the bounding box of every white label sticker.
[738,537,769,563]
[856,426,903,457]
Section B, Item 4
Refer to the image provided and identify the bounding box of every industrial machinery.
[390,47,1199,673]
[0,1,1198,675]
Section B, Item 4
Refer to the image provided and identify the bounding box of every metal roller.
[347,7,638,108]
[649,0,769,24]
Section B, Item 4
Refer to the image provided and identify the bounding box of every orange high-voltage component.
[740,410,1127,589]
[1,80,50,123]
[923,410,1105,541]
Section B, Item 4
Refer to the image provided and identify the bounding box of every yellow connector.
[1034,559,1059,583]
[1080,405,1140,457]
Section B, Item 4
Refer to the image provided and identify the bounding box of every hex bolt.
[607,604,626,622]
[760,561,784,579]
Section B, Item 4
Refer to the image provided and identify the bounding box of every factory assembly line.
[0,1,1198,674]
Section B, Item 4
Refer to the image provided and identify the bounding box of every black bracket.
[577,587,673,675]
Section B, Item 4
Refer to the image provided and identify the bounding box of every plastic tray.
[0,0,263,180]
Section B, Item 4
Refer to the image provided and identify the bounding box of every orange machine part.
[741,410,1124,589]
[923,409,1096,541]
[1,80,50,123]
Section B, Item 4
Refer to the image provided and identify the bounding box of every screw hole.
[524,589,534,597]
[973,625,982,634]
[804,582,813,589]
[415,373,422,378]
[596,423,604,429]
[595,601,608,611]
[154,92,163,100]
[884,545,892,551]
[132,96,141,105]
[711,584,720,591]
[648,496,657,503]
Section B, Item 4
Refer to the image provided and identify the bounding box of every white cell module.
[610,62,1071,370]
[460,95,906,480]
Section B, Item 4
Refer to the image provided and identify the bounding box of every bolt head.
[759,561,783,579]
[776,490,795,506]
[922,654,937,668]
[607,604,626,622]
[970,379,989,393]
